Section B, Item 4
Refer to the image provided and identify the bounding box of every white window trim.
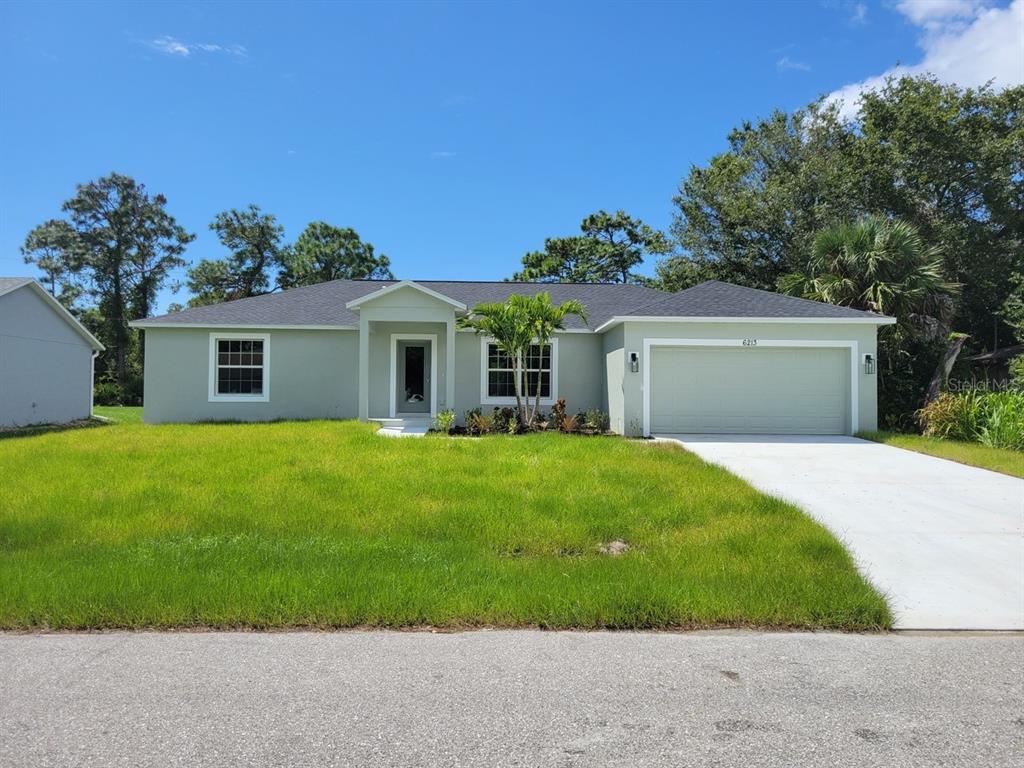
[208,332,271,403]
[390,333,438,418]
[479,336,559,407]
[641,337,858,437]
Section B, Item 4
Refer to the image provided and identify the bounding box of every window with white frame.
[482,339,555,402]
[209,334,269,401]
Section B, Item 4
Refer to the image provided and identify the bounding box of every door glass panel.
[404,345,425,402]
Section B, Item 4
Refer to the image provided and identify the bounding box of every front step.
[371,417,432,438]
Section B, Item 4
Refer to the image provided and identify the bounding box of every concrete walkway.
[659,435,1024,630]
[1,630,1021,767]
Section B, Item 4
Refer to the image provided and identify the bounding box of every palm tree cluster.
[779,215,958,343]
[458,292,586,427]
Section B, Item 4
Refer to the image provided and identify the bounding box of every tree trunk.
[512,352,527,427]
[533,370,543,429]
[923,335,968,405]
[112,270,127,399]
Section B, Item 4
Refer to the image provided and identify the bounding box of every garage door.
[649,346,849,434]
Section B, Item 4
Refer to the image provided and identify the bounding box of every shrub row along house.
[129,279,894,436]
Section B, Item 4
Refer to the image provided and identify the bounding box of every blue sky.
[1,1,1020,312]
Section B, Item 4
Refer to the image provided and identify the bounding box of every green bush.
[491,407,518,433]
[1009,356,1024,388]
[918,390,1024,451]
[432,409,456,433]
[878,338,945,431]
[978,393,1024,450]
[584,409,609,432]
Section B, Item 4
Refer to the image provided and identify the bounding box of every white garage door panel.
[650,346,848,434]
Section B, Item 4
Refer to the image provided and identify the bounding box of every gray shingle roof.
[0,276,33,296]
[134,280,668,331]
[133,278,888,331]
[621,280,889,320]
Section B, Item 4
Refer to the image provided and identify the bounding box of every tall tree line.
[512,76,1022,425]
[22,174,193,403]
[660,76,1023,352]
[22,176,391,403]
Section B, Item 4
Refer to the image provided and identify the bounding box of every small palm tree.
[779,215,957,343]
[458,292,586,427]
[457,298,534,424]
[520,293,586,422]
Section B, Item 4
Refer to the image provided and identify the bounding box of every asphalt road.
[1,630,1022,767]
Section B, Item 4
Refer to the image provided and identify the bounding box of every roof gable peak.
[344,279,467,311]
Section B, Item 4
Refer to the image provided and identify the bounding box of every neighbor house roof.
[0,277,105,350]
[130,278,893,332]
[0,277,33,295]
[964,344,1024,363]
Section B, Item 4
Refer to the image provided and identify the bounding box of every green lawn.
[94,405,144,424]
[858,430,1024,479]
[0,411,890,630]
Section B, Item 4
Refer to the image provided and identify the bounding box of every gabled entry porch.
[345,281,465,421]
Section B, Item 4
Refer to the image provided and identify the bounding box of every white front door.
[390,334,437,417]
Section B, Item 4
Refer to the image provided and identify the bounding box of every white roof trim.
[1,279,105,350]
[456,326,592,334]
[344,280,467,311]
[129,321,357,331]
[594,314,897,333]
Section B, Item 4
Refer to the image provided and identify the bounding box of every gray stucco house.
[0,277,104,428]
[130,279,894,435]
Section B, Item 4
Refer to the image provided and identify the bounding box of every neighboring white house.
[131,279,895,436]
[0,277,104,428]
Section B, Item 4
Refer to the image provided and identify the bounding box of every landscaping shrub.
[457,398,609,437]
[918,390,1024,451]
[432,409,456,433]
[491,407,518,434]
[550,398,568,425]
[469,410,495,435]
[559,413,579,433]
[584,409,609,432]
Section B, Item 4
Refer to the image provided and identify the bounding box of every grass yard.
[94,405,144,424]
[0,409,890,630]
[858,430,1024,479]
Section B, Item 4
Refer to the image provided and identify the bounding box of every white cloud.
[895,0,987,28]
[430,151,457,159]
[828,0,1024,119]
[778,56,812,72]
[149,36,247,58]
[850,2,868,24]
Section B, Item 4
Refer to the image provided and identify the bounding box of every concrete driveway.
[658,435,1024,630]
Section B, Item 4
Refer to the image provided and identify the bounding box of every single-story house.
[0,277,104,428]
[129,279,895,435]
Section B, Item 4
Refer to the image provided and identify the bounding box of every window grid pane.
[216,338,265,396]
[486,342,551,398]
